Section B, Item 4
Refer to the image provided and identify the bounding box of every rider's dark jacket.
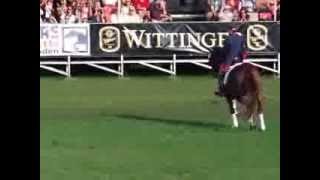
[219,32,248,73]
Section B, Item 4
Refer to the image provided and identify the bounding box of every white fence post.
[172,54,177,76]
[278,53,280,78]
[66,56,71,78]
[118,54,124,77]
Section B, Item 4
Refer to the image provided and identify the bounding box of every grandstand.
[40,0,280,77]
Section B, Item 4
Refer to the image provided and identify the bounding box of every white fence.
[40,53,280,77]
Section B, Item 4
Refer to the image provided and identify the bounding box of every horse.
[209,47,266,131]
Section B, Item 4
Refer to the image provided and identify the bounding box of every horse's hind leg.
[227,98,239,128]
[256,96,266,131]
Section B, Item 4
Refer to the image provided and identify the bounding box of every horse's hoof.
[232,125,239,129]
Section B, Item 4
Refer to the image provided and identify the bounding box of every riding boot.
[215,73,225,97]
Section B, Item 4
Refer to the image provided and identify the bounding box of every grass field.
[40,75,280,180]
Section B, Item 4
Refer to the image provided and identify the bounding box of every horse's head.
[208,47,225,72]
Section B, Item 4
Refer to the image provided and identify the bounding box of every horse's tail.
[241,63,265,119]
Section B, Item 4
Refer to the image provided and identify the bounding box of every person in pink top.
[102,0,118,23]
[258,4,273,21]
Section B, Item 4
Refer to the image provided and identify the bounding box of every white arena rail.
[40,53,280,78]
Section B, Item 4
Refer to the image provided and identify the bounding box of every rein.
[223,62,248,85]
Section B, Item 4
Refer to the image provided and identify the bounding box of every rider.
[215,26,248,97]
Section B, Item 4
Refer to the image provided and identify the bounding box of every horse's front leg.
[248,115,255,130]
[227,98,239,128]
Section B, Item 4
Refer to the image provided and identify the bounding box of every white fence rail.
[40,53,280,77]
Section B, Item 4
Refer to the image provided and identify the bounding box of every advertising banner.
[90,22,280,58]
[40,24,90,56]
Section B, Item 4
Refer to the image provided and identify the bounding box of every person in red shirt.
[132,0,150,21]
[226,0,240,10]
[132,0,150,11]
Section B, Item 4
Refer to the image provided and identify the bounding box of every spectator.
[102,0,118,23]
[120,0,131,15]
[56,5,66,23]
[112,0,141,23]
[256,0,269,9]
[102,0,118,7]
[65,6,77,23]
[129,5,143,22]
[91,9,104,23]
[149,0,172,22]
[233,7,240,20]
[74,8,82,22]
[117,5,143,23]
[240,0,255,10]
[40,0,279,24]
[132,0,150,21]
[43,0,54,23]
[258,5,273,21]
[206,0,219,21]
[79,1,92,23]
[93,0,103,15]
[91,1,104,22]
[226,0,240,10]
[276,0,280,21]
[60,0,68,13]
[40,0,47,7]
[70,0,77,8]
[267,0,276,17]
[217,5,234,22]
[40,7,44,23]
[238,7,249,21]
[48,12,59,23]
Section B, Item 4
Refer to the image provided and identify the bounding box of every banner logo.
[63,27,89,54]
[99,26,120,52]
[247,24,268,51]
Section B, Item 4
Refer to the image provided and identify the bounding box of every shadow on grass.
[210,99,221,104]
[114,114,248,132]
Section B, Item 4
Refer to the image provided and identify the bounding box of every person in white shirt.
[44,1,53,22]
[102,0,118,6]
[40,8,44,23]
[218,5,234,22]
[126,5,143,23]
[65,6,77,24]
[115,5,142,23]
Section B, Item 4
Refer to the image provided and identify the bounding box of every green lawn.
[40,75,280,180]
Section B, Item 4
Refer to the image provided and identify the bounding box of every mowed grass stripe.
[41,76,279,180]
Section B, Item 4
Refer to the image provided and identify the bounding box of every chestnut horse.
[209,47,266,131]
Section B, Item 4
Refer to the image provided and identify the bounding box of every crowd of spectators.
[206,0,280,21]
[40,0,280,24]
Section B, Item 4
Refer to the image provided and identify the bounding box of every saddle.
[223,62,246,85]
